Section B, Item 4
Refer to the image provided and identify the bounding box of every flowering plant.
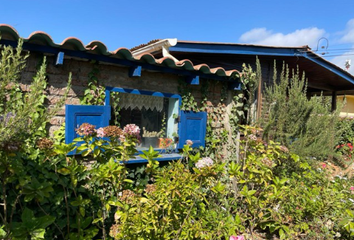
[230,236,245,240]
[336,142,354,165]
[74,123,140,161]
[195,157,214,169]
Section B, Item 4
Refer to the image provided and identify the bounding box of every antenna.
[314,37,329,55]
[345,59,351,71]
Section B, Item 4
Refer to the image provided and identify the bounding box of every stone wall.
[20,53,232,137]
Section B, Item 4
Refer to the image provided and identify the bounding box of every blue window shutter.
[178,111,207,148]
[65,105,111,145]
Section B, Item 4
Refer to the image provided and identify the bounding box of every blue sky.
[2,0,354,72]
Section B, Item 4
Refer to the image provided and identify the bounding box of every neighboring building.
[131,39,354,118]
[338,95,354,117]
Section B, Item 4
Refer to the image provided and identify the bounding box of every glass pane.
[110,92,178,150]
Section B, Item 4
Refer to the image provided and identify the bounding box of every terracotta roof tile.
[0,24,239,79]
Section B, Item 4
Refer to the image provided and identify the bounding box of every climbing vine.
[228,59,261,157]
[110,92,121,127]
[178,79,199,112]
[81,62,121,126]
[232,58,261,126]
[178,78,229,160]
[80,63,105,105]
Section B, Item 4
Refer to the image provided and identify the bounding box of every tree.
[262,62,340,159]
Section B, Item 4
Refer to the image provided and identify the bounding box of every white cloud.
[239,27,325,47]
[330,18,354,75]
[340,19,354,43]
[331,50,354,75]
[238,21,354,75]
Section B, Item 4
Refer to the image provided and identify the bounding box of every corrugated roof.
[177,40,311,50]
[130,38,311,53]
[0,24,239,79]
[173,40,354,80]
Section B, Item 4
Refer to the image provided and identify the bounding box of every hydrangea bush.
[2,122,354,239]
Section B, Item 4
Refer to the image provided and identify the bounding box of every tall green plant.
[262,62,340,159]
[232,58,261,126]
[0,38,71,239]
[0,39,71,146]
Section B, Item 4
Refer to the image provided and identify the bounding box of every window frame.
[104,86,182,154]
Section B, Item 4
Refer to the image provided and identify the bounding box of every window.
[65,87,207,160]
[107,88,179,150]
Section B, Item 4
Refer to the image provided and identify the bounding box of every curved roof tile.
[61,37,87,51]
[0,24,20,41]
[0,24,239,79]
[27,31,58,47]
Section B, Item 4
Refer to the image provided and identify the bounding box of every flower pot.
[158,138,173,148]
[142,137,158,148]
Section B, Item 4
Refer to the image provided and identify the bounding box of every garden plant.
[2,39,354,240]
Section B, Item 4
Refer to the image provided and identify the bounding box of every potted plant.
[142,127,159,148]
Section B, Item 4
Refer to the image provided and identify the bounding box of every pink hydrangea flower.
[123,124,140,137]
[122,124,141,142]
[230,236,245,240]
[76,123,96,136]
[96,127,105,138]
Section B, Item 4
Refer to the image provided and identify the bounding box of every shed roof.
[132,39,354,94]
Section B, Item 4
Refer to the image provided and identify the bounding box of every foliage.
[109,155,240,240]
[2,42,354,239]
[3,118,354,239]
[228,125,354,239]
[178,78,199,112]
[335,117,354,166]
[232,58,261,126]
[0,39,71,146]
[262,62,341,160]
[80,63,105,105]
[336,117,354,146]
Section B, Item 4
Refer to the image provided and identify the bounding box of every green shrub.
[1,40,354,239]
[262,63,341,160]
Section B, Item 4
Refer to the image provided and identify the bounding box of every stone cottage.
[0,25,240,162]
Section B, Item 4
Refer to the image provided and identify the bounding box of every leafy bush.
[228,125,354,239]
[2,40,354,239]
[3,120,354,239]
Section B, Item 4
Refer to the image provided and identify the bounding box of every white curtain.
[119,93,164,112]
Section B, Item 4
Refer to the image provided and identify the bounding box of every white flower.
[195,157,214,169]
[96,127,105,138]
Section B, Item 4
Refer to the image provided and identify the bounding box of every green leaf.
[79,206,85,217]
[279,228,285,239]
[22,208,35,226]
[248,190,256,196]
[76,145,87,152]
[57,168,71,175]
[0,226,6,239]
[36,215,55,229]
[30,228,45,239]
[81,217,92,229]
